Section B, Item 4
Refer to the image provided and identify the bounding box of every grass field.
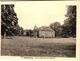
[1,36,76,57]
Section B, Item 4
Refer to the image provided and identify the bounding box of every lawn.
[1,36,76,57]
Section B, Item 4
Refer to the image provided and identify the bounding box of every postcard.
[0,1,80,61]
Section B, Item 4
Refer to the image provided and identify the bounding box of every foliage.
[62,6,76,37]
[50,6,76,38]
[50,22,62,37]
[1,4,20,37]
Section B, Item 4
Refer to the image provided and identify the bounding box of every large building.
[33,26,55,38]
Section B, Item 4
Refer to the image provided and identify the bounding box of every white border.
[0,1,80,61]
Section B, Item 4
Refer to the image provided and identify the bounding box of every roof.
[38,26,54,32]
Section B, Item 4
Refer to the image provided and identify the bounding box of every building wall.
[38,30,55,38]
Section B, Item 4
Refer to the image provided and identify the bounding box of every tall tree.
[1,4,18,38]
[62,6,76,37]
[50,22,62,37]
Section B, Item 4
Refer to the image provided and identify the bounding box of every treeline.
[1,5,76,38]
[50,5,76,37]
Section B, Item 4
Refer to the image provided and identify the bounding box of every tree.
[50,22,62,37]
[1,4,18,38]
[62,6,76,37]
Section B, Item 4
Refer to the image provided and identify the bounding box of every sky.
[13,1,76,30]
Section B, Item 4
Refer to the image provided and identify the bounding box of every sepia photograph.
[1,2,76,57]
